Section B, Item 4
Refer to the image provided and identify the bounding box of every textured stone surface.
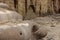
[0,3,22,24]
[0,20,47,40]
[0,8,22,24]
[32,15,60,40]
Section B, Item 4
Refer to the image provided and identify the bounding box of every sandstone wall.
[0,0,60,19]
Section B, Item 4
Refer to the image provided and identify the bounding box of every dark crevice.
[58,9,60,13]
[25,0,27,13]
[20,32,22,35]
[52,0,54,1]
[32,25,38,32]
[29,0,35,13]
[39,4,41,16]
[23,0,27,20]
[29,5,35,13]
[14,0,18,11]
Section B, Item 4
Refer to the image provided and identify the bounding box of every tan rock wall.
[0,0,59,18]
[18,0,25,18]
[0,0,15,10]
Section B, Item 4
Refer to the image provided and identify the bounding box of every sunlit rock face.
[0,20,47,40]
[0,2,9,9]
[18,20,47,40]
[0,9,22,23]
[0,3,47,40]
[0,23,25,40]
[0,21,34,40]
[0,3,22,24]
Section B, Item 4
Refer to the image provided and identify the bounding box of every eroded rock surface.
[0,3,22,24]
[0,20,47,40]
[0,3,47,40]
[32,15,60,40]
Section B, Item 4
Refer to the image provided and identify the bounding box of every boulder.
[0,3,22,24]
[0,20,47,40]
